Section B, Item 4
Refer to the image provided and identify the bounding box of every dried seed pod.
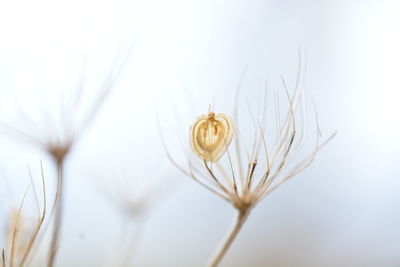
[190,111,235,162]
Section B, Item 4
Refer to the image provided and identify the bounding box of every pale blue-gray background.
[0,0,399,266]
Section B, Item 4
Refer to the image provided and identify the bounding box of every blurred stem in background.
[95,154,177,267]
[46,160,64,267]
[0,51,131,266]
[1,164,47,267]
[115,216,146,267]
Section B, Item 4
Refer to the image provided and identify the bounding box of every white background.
[0,0,399,266]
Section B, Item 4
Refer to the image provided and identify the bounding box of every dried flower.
[164,57,336,267]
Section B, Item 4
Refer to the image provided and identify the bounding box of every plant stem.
[2,249,5,267]
[120,218,145,267]
[208,208,250,267]
[47,161,64,267]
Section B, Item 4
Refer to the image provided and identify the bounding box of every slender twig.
[10,187,30,267]
[120,219,145,267]
[27,166,41,220]
[223,141,238,194]
[215,162,234,190]
[203,161,231,197]
[2,249,5,267]
[47,161,64,267]
[245,160,257,191]
[19,163,47,267]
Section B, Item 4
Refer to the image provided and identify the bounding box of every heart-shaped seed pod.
[190,111,235,162]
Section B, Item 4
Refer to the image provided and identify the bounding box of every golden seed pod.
[190,111,235,162]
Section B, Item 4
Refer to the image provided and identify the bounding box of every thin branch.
[215,163,234,191]
[2,249,6,267]
[76,49,132,139]
[253,128,272,195]
[233,81,244,183]
[223,140,238,194]
[10,186,30,267]
[164,145,231,202]
[245,160,257,191]
[237,130,251,164]
[0,123,46,149]
[245,98,261,162]
[261,131,336,199]
[27,166,40,220]
[20,162,47,267]
[203,161,232,198]
[47,161,64,267]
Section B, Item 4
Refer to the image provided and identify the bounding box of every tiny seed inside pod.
[190,111,235,162]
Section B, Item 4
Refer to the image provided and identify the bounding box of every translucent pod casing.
[190,112,235,162]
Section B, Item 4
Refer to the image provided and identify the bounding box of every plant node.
[47,143,71,165]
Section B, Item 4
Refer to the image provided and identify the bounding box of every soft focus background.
[0,0,399,266]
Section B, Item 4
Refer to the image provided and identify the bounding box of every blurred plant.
[1,164,46,267]
[96,153,177,267]
[164,57,336,266]
[0,54,129,267]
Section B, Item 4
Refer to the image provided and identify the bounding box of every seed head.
[189,111,235,163]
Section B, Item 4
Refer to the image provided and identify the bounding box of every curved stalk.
[208,208,250,267]
[47,161,64,267]
[2,249,5,267]
[120,219,145,267]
